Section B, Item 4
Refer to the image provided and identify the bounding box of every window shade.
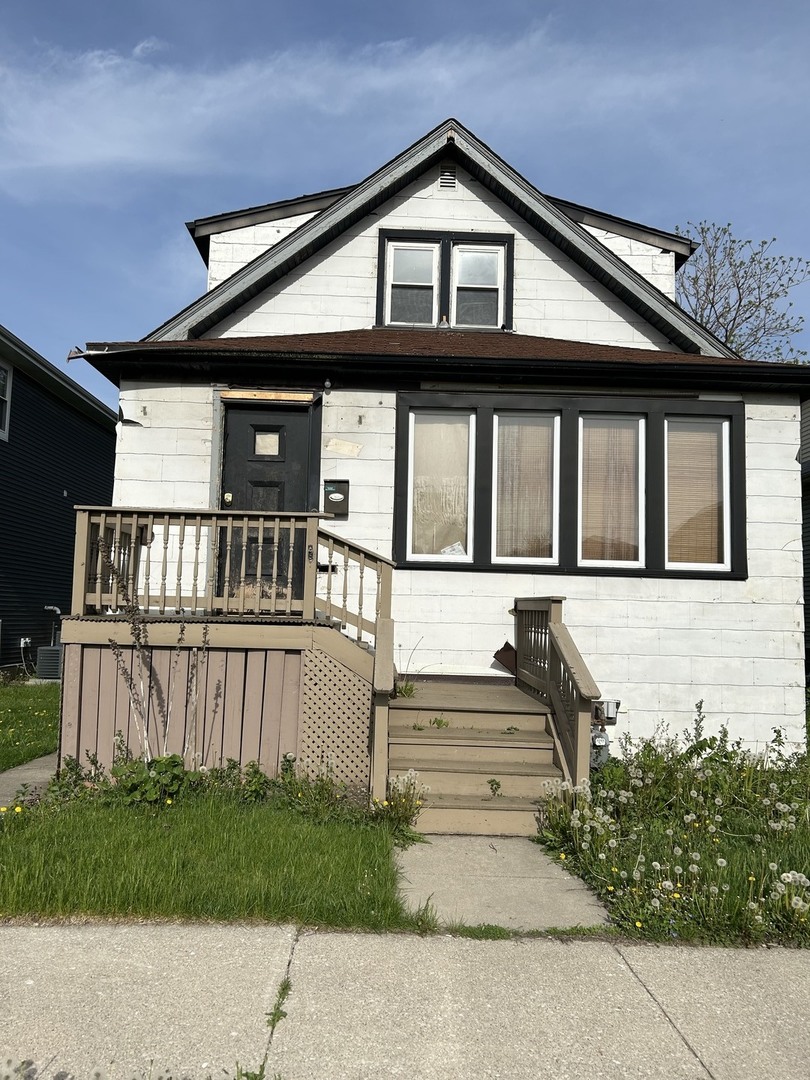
[581,417,641,562]
[667,419,725,564]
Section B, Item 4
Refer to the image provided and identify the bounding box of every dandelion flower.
[598,853,606,861]
[768,862,778,871]
[0,807,6,813]
[673,846,683,856]
[689,865,699,874]
[709,885,719,895]
[717,858,727,868]
[559,853,566,860]
[165,798,172,805]
[14,806,22,813]
[635,920,643,928]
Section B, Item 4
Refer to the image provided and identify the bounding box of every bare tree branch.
[676,221,810,361]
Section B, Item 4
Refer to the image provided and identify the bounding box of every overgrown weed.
[536,704,810,946]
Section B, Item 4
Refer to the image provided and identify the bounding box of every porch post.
[71,509,90,615]
[370,616,394,800]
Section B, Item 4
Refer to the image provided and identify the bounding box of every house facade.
[0,323,116,671]
[61,120,809,829]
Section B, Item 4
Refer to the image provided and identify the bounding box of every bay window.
[395,393,745,577]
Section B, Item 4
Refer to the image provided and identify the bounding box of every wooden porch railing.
[71,507,394,651]
[513,596,601,786]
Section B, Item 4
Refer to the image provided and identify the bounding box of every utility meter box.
[592,699,620,725]
[324,480,350,519]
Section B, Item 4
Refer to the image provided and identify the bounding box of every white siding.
[114,382,219,509]
[582,227,677,299]
[204,166,679,351]
[326,391,806,747]
[207,212,318,291]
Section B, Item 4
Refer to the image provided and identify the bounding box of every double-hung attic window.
[378,230,513,329]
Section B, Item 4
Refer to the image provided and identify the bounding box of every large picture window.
[395,393,746,578]
[377,230,513,330]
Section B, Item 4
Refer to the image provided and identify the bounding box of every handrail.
[71,507,394,653]
[513,597,600,786]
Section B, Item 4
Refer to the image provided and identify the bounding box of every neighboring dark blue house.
[0,323,116,671]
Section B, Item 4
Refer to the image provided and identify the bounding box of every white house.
[62,119,809,832]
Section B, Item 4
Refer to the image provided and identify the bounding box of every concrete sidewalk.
[2,925,808,1079]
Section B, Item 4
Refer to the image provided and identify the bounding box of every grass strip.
[0,793,429,929]
[0,683,60,772]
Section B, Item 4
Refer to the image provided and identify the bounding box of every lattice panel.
[299,649,371,788]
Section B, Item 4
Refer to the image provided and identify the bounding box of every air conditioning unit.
[36,645,63,680]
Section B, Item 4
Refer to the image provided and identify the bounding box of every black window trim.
[394,391,747,580]
[376,229,515,330]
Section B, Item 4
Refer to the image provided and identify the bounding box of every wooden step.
[414,794,541,836]
[390,708,546,731]
[391,756,560,797]
[389,730,554,769]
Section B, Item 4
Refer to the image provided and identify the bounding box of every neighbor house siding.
[0,367,114,667]
[204,166,679,351]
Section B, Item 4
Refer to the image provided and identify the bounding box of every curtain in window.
[581,417,640,562]
[495,414,555,558]
[667,420,725,564]
[411,413,471,555]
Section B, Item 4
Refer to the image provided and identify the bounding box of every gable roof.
[148,119,733,358]
[0,322,116,428]
[186,185,697,271]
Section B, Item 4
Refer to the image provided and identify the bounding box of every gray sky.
[2,0,808,408]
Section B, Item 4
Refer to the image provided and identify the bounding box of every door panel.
[220,405,316,609]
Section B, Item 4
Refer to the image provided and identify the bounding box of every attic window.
[439,164,457,190]
[377,229,514,330]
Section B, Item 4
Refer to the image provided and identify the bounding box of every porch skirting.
[59,619,374,788]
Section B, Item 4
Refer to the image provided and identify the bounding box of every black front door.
[222,405,314,513]
[220,404,318,608]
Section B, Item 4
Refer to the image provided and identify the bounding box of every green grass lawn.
[0,682,60,772]
[0,792,433,929]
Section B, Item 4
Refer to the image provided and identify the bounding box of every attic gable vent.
[438,163,457,189]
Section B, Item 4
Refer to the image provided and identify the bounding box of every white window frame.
[577,414,646,569]
[406,409,476,563]
[491,411,560,565]
[664,417,731,572]
[450,244,505,329]
[0,361,11,441]
[385,241,440,327]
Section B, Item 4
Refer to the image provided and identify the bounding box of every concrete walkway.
[2,925,808,1079]
[398,834,607,930]
[0,753,58,805]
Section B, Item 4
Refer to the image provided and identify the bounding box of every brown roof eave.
[82,345,810,398]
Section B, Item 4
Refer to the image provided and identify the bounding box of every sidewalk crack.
[614,945,718,1080]
[262,926,300,1063]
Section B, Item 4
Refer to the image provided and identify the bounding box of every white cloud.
[132,37,168,59]
[0,25,806,205]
